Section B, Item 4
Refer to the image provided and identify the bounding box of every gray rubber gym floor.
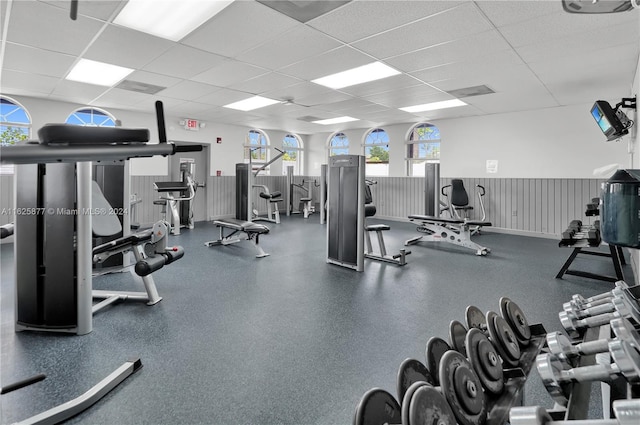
[0,216,633,424]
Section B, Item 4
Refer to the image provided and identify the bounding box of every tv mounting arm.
[615,97,637,111]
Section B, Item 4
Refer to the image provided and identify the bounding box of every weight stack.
[601,169,640,248]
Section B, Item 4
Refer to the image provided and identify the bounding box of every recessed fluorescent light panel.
[66,59,133,86]
[223,96,280,111]
[312,116,359,125]
[312,62,400,89]
[114,0,235,41]
[399,99,467,113]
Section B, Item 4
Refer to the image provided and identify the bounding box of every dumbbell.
[465,305,521,368]
[560,293,640,339]
[560,220,582,242]
[397,353,487,425]
[566,281,634,310]
[536,339,640,406]
[510,399,639,424]
[564,286,639,319]
[428,333,504,396]
[546,317,639,367]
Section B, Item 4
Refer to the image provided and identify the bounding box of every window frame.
[405,123,441,177]
[0,96,32,175]
[327,131,349,160]
[282,133,303,175]
[363,127,390,177]
[66,107,117,127]
[244,129,271,175]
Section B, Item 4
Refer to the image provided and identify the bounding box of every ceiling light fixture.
[312,116,359,125]
[399,99,467,113]
[223,96,281,111]
[114,0,235,41]
[66,59,134,86]
[312,62,401,89]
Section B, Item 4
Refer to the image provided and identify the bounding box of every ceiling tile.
[364,86,449,109]
[261,82,337,105]
[124,71,183,90]
[84,24,174,69]
[181,1,299,57]
[337,74,423,97]
[142,45,228,79]
[385,30,512,73]
[3,43,75,78]
[475,0,561,28]
[191,60,269,88]
[1,70,59,95]
[41,0,125,21]
[195,88,256,107]
[278,46,373,81]
[236,25,342,70]
[352,3,494,59]
[498,7,638,47]
[7,1,104,55]
[228,72,302,95]
[296,90,354,107]
[466,91,559,115]
[309,0,463,43]
[91,87,151,108]
[157,81,221,102]
[51,80,111,104]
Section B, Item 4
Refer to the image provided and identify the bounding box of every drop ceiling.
[1,0,638,134]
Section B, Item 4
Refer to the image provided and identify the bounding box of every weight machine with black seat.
[286,166,319,219]
[1,101,196,336]
[441,179,487,234]
[153,161,198,235]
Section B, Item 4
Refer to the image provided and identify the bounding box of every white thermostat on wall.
[486,160,498,174]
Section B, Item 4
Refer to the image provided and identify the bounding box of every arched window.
[66,107,116,127]
[282,133,303,175]
[328,132,348,158]
[363,128,389,177]
[406,123,440,177]
[0,96,32,174]
[245,129,270,174]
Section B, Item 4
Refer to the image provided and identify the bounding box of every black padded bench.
[205,218,270,258]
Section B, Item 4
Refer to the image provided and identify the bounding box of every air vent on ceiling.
[446,85,495,98]
[298,115,324,122]
[116,80,166,95]
[256,0,352,23]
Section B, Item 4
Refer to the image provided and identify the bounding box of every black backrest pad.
[38,124,149,145]
[450,179,469,207]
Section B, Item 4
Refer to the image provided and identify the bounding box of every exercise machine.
[363,180,410,266]
[326,155,365,271]
[405,214,492,256]
[1,101,195,335]
[235,148,285,223]
[153,160,198,235]
[441,179,487,224]
[286,166,318,219]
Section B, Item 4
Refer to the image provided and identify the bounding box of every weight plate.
[449,320,468,357]
[499,297,531,345]
[466,328,504,395]
[535,353,571,406]
[465,305,487,330]
[408,384,457,425]
[401,381,430,425]
[439,350,487,425]
[425,337,451,386]
[353,388,401,425]
[486,311,520,368]
[397,358,434,404]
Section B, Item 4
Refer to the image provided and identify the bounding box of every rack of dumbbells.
[509,280,640,424]
[555,198,626,283]
[352,297,548,425]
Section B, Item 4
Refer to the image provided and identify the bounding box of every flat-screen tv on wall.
[591,100,630,141]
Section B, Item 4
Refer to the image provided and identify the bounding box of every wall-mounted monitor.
[591,100,630,141]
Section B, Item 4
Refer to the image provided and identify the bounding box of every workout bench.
[405,214,492,256]
[205,218,270,258]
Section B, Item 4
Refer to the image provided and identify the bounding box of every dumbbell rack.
[486,323,547,424]
[556,229,625,283]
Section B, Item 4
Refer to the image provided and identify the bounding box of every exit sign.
[185,119,199,131]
